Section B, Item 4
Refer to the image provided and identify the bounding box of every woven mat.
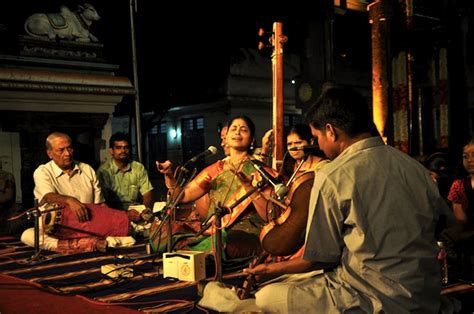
[0,237,244,313]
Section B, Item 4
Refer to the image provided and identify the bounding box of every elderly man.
[21,132,111,253]
[244,87,452,313]
[97,132,153,211]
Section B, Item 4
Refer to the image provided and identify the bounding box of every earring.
[250,139,255,150]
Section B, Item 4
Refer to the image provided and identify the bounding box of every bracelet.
[164,175,176,190]
[259,153,270,157]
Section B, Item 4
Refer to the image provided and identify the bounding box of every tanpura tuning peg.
[258,36,277,50]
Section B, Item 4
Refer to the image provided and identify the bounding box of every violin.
[238,172,314,299]
[259,171,314,256]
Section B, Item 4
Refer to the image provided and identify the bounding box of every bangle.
[259,153,270,157]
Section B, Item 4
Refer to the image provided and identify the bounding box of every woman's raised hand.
[156,160,173,175]
[156,160,178,190]
[261,129,274,156]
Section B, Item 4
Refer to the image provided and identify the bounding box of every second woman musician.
[259,124,328,262]
[282,123,328,181]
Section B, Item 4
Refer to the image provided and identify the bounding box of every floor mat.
[0,238,245,313]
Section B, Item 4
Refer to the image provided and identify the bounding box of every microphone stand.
[214,203,224,282]
[155,165,197,253]
[196,181,266,282]
[23,199,51,265]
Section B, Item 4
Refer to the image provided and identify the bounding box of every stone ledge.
[0,68,134,95]
[18,35,104,62]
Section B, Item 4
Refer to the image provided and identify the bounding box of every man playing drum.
[21,132,130,254]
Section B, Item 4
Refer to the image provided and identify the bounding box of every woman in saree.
[156,115,275,259]
[281,123,327,181]
[260,123,328,262]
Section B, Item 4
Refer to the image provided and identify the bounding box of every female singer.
[156,115,274,259]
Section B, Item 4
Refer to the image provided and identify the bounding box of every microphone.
[248,160,289,199]
[185,146,218,165]
[289,144,319,152]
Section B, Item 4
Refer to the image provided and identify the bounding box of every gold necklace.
[227,157,247,173]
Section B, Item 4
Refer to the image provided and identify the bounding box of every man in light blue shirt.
[97,133,154,210]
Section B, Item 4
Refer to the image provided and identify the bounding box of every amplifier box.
[163,250,206,282]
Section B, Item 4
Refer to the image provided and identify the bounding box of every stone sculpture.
[24,3,100,43]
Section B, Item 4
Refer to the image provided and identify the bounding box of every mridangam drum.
[42,203,129,239]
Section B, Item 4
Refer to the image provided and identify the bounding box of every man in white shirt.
[21,132,105,252]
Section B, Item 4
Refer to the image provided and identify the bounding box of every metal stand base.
[22,253,52,265]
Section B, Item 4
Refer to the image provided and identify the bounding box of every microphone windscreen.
[208,146,218,155]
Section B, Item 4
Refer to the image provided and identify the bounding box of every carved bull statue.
[24,3,100,43]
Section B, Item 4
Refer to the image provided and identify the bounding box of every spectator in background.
[441,139,474,263]
[448,140,474,225]
[424,151,452,200]
[220,125,230,157]
[0,169,31,236]
[97,132,154,211]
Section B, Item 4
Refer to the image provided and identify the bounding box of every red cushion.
[54,204,129,239]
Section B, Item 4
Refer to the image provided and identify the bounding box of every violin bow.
[238,252,269,300]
